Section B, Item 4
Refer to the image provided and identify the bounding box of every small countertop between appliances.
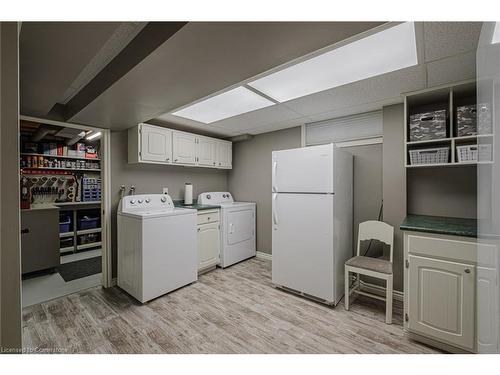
[173,200,221,211]
[400,214,477,238]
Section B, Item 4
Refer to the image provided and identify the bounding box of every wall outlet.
[162,187,169,195]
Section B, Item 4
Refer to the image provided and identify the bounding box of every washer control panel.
[121,194,173,212]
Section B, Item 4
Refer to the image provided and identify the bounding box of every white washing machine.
[117,194,197,303]
[198,192,256,268]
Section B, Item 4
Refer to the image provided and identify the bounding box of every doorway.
[19,115,111,307]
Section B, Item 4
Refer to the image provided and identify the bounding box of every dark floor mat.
[57,256,101,282]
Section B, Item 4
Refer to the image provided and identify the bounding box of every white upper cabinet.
[128,123,172,164]
[217,141,232,169]
[172,131,197,165]
[128,124,231,169]
[140,124,172,163]
[197,137,217,167]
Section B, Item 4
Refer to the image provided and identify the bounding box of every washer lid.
[119,207,196,219]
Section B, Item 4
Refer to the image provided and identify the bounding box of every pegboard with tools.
[21,169,82,209]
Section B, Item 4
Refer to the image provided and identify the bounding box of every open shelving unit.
[58,203,102,254]
[404,81,494,168]
[21,152,100,161]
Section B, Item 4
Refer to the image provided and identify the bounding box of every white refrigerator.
[271,143,353,306]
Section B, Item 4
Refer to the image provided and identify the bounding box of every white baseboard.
[254,252,403,302]
[256,251,272,261]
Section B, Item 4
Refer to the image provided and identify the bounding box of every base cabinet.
[197,210,220,273]
[407,254,475,350]
[21,208,61,274]
[403,231,480,353]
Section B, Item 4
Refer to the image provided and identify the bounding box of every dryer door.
[222,205,256,267]
[227,207,254,245]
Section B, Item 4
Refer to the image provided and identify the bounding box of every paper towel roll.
[184,183,193,205]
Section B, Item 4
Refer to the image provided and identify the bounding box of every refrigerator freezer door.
[272,144,334,194]
[272,193,335,303]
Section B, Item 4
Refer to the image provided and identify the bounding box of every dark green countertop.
[400,214,477,238]
[173,200,220,211]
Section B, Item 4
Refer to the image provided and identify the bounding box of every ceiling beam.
[57,22,187,120]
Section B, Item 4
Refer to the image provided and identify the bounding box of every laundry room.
[0,5,500,370]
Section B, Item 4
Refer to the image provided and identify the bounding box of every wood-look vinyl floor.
[22,258,439,354]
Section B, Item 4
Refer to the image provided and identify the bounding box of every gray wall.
[110,129,228,276]
[407,168,477,218]
[344,144,383,254]
[382,104,406,292]
[228,127,301,254]
[0,22,22,350]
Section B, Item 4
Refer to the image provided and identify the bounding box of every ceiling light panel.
[171,86,275,124]
[248,22,418,103]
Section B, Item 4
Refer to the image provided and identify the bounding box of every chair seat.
[345,256,393,274]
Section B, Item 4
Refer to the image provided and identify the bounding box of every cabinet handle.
[464,268,471,274]
[166,158,170,161]
[197,228,200,232]
[175,159,178,162]
[21,228,30,234]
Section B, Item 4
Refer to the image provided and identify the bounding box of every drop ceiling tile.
[426,51,476,87]
[148,114,236,137]
[283,64,426,117]
[424,22,482,62]
[209,103,303,131]
[241,117,308,135]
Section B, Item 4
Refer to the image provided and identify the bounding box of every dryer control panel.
[198,192,233,205]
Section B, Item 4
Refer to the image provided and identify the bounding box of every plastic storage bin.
[78,216,100,230]
[59,215,72,233]
[478,144,493,162]
[409,146,450,165]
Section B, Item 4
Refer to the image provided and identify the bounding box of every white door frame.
[19,115,113,288]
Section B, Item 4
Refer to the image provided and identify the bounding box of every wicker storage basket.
[456,145,478,163]
[409,146,449,165]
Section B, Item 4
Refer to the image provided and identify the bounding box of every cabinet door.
[21,209,60,274]
[197,221,220,270]
[140,124,172,163]
[477,266,499,353]
[197,137,217,167]
[408,255,475,350]
[217,141,232,168]
[173,132,197,165]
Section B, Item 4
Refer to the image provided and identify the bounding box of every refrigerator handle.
[272,161,278,192]
[272,193,278,226]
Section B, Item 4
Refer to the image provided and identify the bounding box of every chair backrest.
[357,220,395,262]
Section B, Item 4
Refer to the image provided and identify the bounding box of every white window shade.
[305,111,383,146]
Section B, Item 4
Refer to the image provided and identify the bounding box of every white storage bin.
[456,145,478,163]
[409,146,449,165]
